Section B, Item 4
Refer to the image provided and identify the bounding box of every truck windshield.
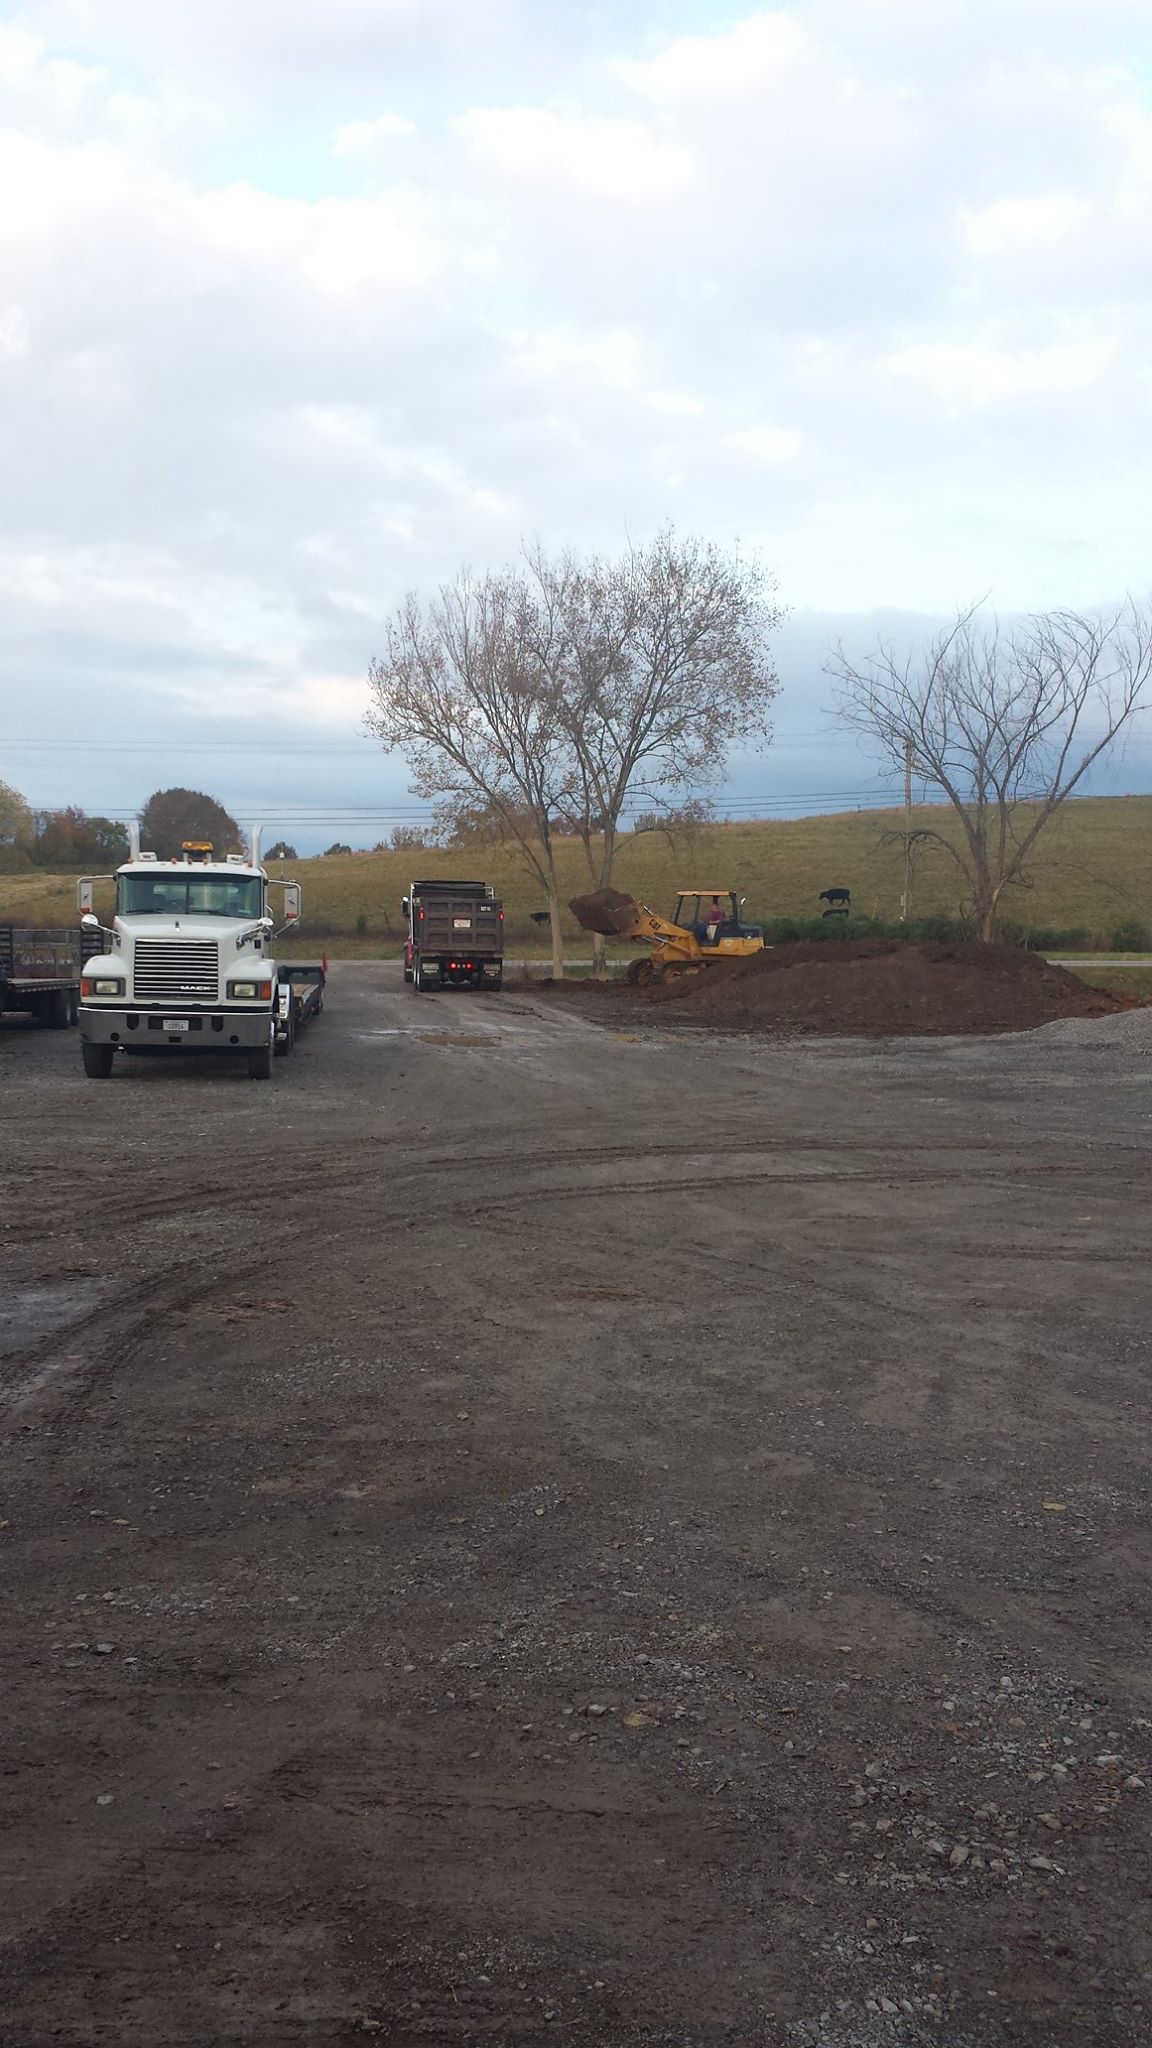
[117,875,264,919]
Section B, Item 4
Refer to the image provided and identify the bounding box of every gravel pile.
[1029,1003,1152,1050]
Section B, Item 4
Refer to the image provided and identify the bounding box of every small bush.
[1021,926,1092,952]
[355,913,369,935]
[754,914,970,945]
[1111,919,1149,953]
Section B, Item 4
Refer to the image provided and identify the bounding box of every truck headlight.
[227,978,270,1000]
[81,976,125,997]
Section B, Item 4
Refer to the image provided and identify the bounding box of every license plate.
[163,1018,190,1032]
[453,917,471,929]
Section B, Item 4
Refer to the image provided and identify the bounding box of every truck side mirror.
[81,911,100,931]
[401,897,409,916]
[78,880,95,912]
[284,884,301,923]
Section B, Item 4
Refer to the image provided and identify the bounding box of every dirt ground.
[3,964,1152,2048]
[549,939,1134,1037]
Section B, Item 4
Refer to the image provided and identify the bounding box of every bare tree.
[526,531,781,968]
[366,573,574,977]
[829,602,1152,939]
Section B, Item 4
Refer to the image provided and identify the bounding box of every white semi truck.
[76,829,310,1081]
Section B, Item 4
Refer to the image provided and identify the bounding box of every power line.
[0,730,842,756]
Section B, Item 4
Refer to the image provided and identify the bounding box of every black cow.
[820,887,851,906]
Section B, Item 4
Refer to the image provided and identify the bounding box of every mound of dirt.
[569,940,1138,1036]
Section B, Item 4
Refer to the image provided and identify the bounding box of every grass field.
[3,793,1150,955]
[1065,964,1152,998]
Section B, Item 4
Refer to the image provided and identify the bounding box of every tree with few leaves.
[528,534,780,939]
[366,534,782,974]
[140,788,242,861]
[367,571,574,977]
[828,601,1152,938]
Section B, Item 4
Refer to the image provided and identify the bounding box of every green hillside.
[4,794,1150,952]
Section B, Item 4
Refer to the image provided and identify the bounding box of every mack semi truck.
[76,829,313,1080]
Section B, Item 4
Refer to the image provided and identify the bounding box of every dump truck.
[570,887,764,984]
[0,925,83,1028]
[76,828,308,1079]
[402,879,504,991]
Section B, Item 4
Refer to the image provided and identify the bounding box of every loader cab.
[676,891,737,939]
[674,891,763,945]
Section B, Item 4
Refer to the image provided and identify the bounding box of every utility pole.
[900,737,914,922]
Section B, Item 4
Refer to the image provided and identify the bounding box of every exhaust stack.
[128,822,142,861]
[249,826,262,867]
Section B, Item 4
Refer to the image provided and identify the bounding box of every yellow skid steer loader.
[570,888,765,985]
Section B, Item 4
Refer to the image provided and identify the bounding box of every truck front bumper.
[79,1006,274,1051]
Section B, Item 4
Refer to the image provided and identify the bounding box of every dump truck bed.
[411,887,504,958]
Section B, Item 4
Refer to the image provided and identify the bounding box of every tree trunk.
[592,821,616,978]
[547,887,565,982]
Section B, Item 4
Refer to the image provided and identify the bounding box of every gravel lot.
[3,963,1151,2048]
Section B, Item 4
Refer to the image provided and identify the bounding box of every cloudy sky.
[2,0,1150,848]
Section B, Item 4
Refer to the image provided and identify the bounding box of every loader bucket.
[569,888,639,938]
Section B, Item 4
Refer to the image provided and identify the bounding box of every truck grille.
[132,939,219,1002]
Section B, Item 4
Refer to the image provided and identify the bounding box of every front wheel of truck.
[248,1041,273,1079]
[46,989,78,1028]
[81,1042,114,1078]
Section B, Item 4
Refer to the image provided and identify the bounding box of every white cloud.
[1,0,1151,836]
[884,336,1118,409]
[332,112,417,159]
[454,107,693,201]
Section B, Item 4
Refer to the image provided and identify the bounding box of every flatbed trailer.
[0,925,82,1028]
[273,962,326,1055]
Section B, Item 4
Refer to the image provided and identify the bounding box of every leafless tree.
[525,531,781,967]
[828,602,1152,939]
[366,573,574,977]
[626,797,716,850]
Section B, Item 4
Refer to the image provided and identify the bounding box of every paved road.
[3,966,1151,2047]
